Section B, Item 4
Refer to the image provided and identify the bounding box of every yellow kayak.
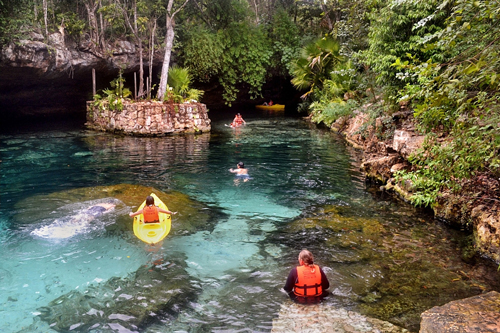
[133,193,171,245]
[255,104,285,111]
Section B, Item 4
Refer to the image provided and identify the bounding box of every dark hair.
[146,196,155,206]
[237,162,244,168]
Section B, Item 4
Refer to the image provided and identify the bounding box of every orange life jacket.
[234,116,243,125]
[294,265,322,297]
[143,205,160,223]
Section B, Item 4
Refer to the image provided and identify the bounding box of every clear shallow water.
[1,109,499,332]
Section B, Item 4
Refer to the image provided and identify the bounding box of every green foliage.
[310,98,358,127]
[0,0,35,44]
[218,22,272,105]
[180,26,224,82]
[268,8,302,76]
[290,37,345,99]
[357,0,448,91]
[167,66,190,96]
[391,0,500,206]
[56,12,86,39]
[92,72,132,112]
[164,66,204,103]
[306,59,363,127]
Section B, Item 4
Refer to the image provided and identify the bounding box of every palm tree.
[291,37,345,99]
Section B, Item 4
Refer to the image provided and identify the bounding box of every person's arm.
[229,168,237,173]
[320,267,330,290]
[129,209,143,217]
[283,267,298,294]
[158,207,177,215]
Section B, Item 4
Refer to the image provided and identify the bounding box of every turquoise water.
[1,109,499,332]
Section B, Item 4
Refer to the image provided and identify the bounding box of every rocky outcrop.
[272,301,409,333]
[86,101,211,135]
[0,32,153,120]
[420,291,500,333]
[1,32,140,77]
[332,107,500,264]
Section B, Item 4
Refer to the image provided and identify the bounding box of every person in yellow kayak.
[129,195,177,223]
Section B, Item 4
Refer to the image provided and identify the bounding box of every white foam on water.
[30,198,123,240]
[31,215,94,239]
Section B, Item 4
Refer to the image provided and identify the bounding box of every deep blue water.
[1,108,498,332]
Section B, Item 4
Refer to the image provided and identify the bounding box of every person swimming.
[229,162,250,182]
[66,202,116,224]
[32,201,117,239]
[231,113,246,127]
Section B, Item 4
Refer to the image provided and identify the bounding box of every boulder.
[420,291,500,333]
[272,301,409,333]
[392,130,425,159]
[38,256,201,332]
[361,154,402,183]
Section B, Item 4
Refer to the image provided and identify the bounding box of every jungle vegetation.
[0,0,499,208]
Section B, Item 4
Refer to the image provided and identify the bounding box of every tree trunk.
[84,1,100,52]
[149,19,157,100]
[320,2,333,32]
[157,15,174,101]
[43,0,49,36]
[156,0,190,101]
[135,1,144,98]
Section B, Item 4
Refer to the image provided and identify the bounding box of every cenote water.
[1,108,499,333]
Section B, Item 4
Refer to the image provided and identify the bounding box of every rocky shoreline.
[329,106,500,265]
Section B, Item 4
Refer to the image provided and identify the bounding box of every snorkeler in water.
[70,203,116,223]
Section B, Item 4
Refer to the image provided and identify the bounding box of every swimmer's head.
[298,249,314,267]
[237,162,244,168]
[146,196,155,206]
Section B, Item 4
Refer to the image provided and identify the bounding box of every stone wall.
[86,101,211,135]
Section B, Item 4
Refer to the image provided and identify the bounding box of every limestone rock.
[393,130,425,159]
[361,154,401,183]
[420,291,500,333]
[272,301,409,333]
[471,206,500,263]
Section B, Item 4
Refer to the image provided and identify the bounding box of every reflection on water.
[0,110,499,332]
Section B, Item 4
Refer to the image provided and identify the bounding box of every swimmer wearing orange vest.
[231,113,246,127]
[283,249,330,303]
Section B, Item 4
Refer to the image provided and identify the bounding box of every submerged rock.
[271,301,409,333]
[270,204,499,331]
[37,254,200,332]
[420,291,500,333]
[14,183,219,236]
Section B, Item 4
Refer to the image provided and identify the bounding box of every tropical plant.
[164,66,204,103]
[290,37,345,99]
[309,98,358,127]
[355,0,449,108]
[92,71,132,112]
[392,0,500,207]
[217,21,272,105]
[180,26,224,83]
